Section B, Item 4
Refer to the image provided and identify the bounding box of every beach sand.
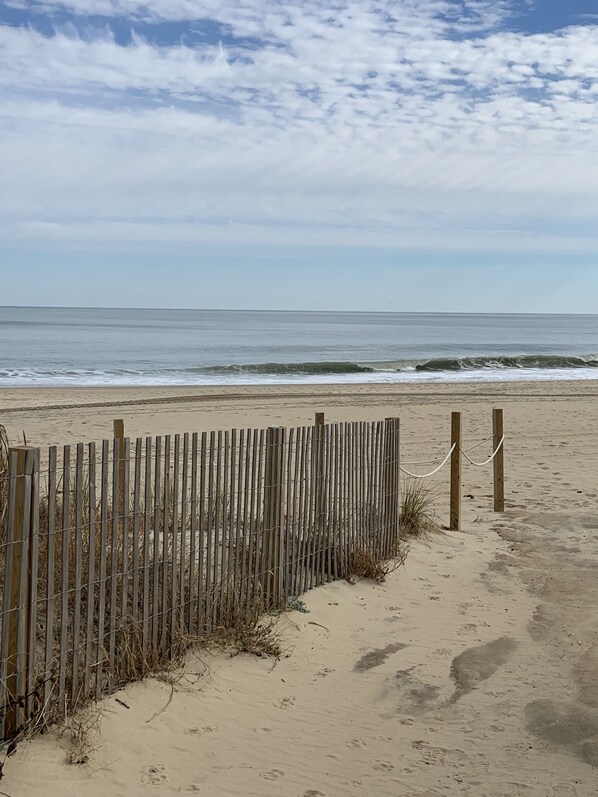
[2,381,598,795]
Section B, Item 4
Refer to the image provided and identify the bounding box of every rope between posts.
[460,436,504,467]
[400,444,456,479]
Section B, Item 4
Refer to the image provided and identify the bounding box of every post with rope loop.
[493,408,505,512]
[450,412,462,531]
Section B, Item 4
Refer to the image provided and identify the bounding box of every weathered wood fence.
[0,418,401,742]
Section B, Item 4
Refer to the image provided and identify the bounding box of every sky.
[1,0,598,311]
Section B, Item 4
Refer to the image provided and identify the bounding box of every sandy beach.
[2,381,598,795]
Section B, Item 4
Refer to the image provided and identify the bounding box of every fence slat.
[151,436,162,652]
[233,429,244,611]
[2,452,18,739]
[84,442,97,697]
[170,434,180,645]
[161,436,171,652]
[284,427,294,596]
[228,429,238,609]
[96,440,110,698]
[197,433,207,632]
[14,450,33,732]
[324,424,333,583]
[289,427,301,596]
[240,429,251,608]
[120,438,131,640]
[24,449,40,725]
[70,442,84,705]
[205,432,215,630]
[180,433,189,634]
[142,438,152,656]
[43,446,58,717]
[213,431,223,625]
[188,433,198,635]
[58,445,71,711]
[131,438,143,633]
[300,427,310,592]
[108,438,120,683]
[253,429,265,606]
[221,430,230,614]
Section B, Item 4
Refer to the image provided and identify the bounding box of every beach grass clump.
[347,539,408,584]
[400,481,438,537]
[347,548,389,583]
[59,707,103,766]
[198,588,282,659]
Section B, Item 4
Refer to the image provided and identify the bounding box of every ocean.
[1,307,597,387]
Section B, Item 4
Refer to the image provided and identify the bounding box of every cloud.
[1,0,598,252]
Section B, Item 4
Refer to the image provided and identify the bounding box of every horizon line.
[1,305,598,317]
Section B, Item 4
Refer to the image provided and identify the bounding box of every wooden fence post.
[315,413,325,522]
[113,419,126,518]
[493,408,505,512]
[263,427,284,607]
[4,446,36,739]
[383,418,401,557]
[450,412,462,531]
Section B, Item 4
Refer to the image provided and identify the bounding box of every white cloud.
[1,0,598,251]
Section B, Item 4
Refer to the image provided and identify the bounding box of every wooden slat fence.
[0,418,400,743]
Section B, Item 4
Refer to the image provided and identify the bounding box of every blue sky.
[1,0,598,311]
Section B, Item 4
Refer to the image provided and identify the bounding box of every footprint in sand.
[260,769,285,781]
[303,791,326,797]
[411,742,466,768]
[276,696,296,710]
[372,760,395,772]
[459,624,478,633]
[345,738,367,749]
[141,765,168,786]
[316,667,335,678]
[185,726,217,736]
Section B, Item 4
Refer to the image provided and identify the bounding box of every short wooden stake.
[113,419,126,517]
[493,408,505,512]
[450,412,462,531]
[5,446,35,739]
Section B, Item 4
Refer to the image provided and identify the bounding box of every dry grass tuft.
[198,590,283,659]
[347,549,389,583]
[400,481,439,537]
[205,619,282,659]
[346,539,408,584]
[59,706,102,766]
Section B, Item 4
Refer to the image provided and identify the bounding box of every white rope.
[461,436,504,467]
[400,444,456,479]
